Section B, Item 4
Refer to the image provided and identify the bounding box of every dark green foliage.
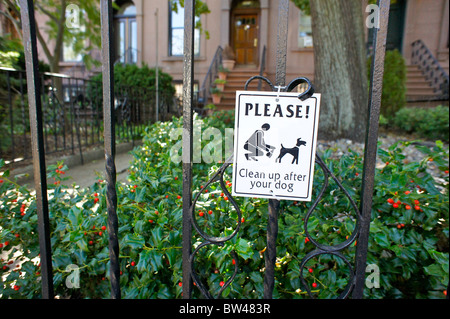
[368,49,407,117]
[393,106,449,142]
[1,112,448,299]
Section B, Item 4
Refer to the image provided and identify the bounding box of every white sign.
[232,91,321,201]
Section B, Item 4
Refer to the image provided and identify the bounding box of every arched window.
[115,2,137,64]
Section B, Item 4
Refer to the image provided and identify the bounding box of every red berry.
[405,205,411,210]
[312,282,317,288]
[13,285,20,291]
[149,219,154,223]
[178,282,182,287]
[94,193,98,197]
[387,198,394,204]
[393,203,399,208]
[219,281,225,287]
[224,196,229,201]
[199,211,204,217]
[165,195,169,199]
[98,232,103,236]
[89,240,94,245]
[404,191,411,195]
[208,210,213,215]
[174,177,178,180]
[131,261,136,266]
[397,224,402,229]
[308,268,313,273]
[414,200,420,205]
[14,233,19,238]
[94,198,99,204]
[241,217,245,223]
[414,205,420,211]
[177,195,181,199]
[101,226,106,231]
[134,185,137,189]
[232,259,236,265]
[304,237,310,244]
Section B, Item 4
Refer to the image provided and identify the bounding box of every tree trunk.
[310,0,368,142]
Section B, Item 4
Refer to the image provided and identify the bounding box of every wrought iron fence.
[17,0,394,300]
[0,67,180,167]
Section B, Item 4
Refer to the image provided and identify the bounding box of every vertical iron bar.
[19,0,54,299]
[19,71,28,159]
[7,72,15,164]
[182,0,195,299]
[264,0,289,299]
[353,0,390,299]
[100,0,121,299]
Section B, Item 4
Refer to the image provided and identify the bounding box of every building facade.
[1,0,449,105]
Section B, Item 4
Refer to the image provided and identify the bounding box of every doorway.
[386,0,406,52]
[231,1,260,66]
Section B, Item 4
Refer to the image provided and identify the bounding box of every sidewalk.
[60,150,134,189]
[9,141,139,189]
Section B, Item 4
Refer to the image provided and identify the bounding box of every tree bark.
[310,0,368,142]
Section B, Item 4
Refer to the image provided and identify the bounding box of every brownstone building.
[1,0,449,107]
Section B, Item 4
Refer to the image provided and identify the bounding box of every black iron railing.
[199,46,223,108]
[0,67,179,167]
[411,39,449,100]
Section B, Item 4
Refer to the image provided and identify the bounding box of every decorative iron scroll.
[189,75,363,299]
[190,155,241,299]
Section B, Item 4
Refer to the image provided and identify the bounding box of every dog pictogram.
[275,138,307,164]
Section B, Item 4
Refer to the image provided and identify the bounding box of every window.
[115,2,138,64]
[63,39,83,62]
[169,2,200,56]
[298,10,313,48]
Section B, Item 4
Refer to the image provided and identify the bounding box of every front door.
[386,0,406,52]
[232,14,259,66]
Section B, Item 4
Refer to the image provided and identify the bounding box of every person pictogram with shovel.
[244,123,276,161]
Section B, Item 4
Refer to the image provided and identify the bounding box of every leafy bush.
[393,106,449,142]
[86,64,176,110]
[0,113,448,299]
[368,49,406,118]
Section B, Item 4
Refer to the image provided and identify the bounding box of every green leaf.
[235,238,253,260]
[374,232,390,248]
[122,233,145,249]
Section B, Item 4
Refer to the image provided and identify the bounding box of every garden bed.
[0,111,448,299]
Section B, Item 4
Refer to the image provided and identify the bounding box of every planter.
[211,93,221,104]
[222,59,235,70]
[218,72,227,80]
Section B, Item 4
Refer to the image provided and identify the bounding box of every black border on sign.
[232,92,319,201]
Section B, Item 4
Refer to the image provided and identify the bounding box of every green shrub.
[86,64,176,110]
[392,105,449,142]
[0,113,448,299]
[368,49,406,118]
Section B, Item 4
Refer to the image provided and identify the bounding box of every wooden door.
[233,14,259,65]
